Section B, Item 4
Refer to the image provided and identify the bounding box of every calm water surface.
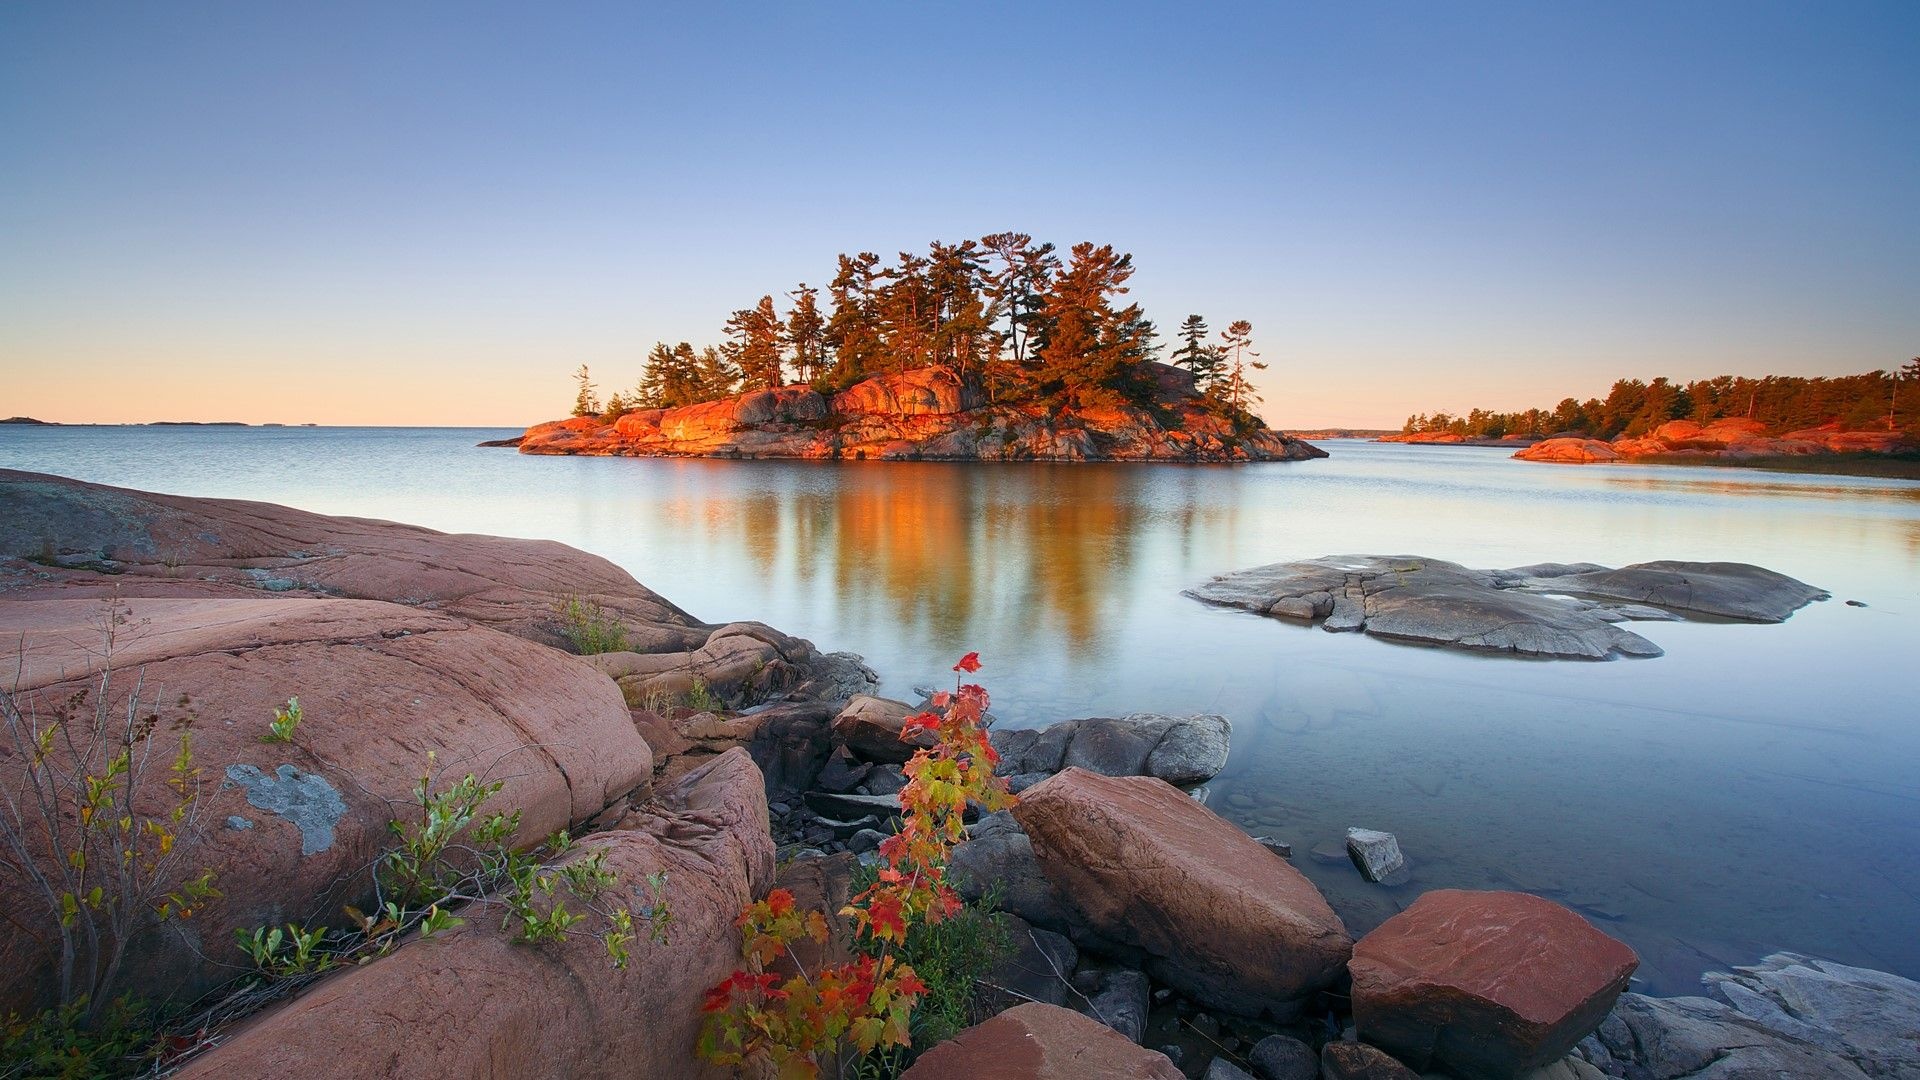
[4,427,1917,993]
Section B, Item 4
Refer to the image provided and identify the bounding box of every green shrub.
[1,997,160,1080]
[555,596,629,655]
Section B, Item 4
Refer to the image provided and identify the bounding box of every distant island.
[515,234,1325,463]
[0,417,55,425]
[1392,365,1919,475]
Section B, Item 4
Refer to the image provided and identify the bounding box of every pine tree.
[824,252,885,389]
[696,345,739,399]
[784,284,827,385]
[726,296,786,390]
[1216,320,1267,426]
[1031,243,1156,408]
[1170,315,1224,393]
[571,364,600,417]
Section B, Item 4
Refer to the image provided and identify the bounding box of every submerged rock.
[1186,555,1826,660]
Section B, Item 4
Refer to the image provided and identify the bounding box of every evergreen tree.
[726,295,786,390]
[571,364,600,417]
[824,252,885,389]
[1031,243,1156,408]
[1170,314,1224,392]
[695,344,739,399]
[784,284,827,385]
[877,251,934,374]
[980,232,1058,372]
[1216,320,1267,425]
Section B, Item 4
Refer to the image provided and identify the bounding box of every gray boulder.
[1702,953,1920,1078]
[1080,968,1151,1044]
[1248,1033,1318,1080]
[1585,992,1872,1078]
[992,713,1231,785]
[949,811,1074,928]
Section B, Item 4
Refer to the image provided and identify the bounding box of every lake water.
[3,426,1916,994]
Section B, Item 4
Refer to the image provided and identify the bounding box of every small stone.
[1249,1033,1318,1080]
[225,815,254,830]
[1253,835,1293,859]
[1846,599,1867,607]
[1192,1012,1220,1039]
[1204,1057,1259,1080]
[1153,987,1174,1004]
[1082,969,1150,1044]
[1321,1040,1420,1079]
[847,828,887,854]
[1159,1045,1185,1066]
[1346,828,1407,884]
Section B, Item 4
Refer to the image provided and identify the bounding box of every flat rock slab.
[900,1001,1183,1079]
[1186,555,1828,660]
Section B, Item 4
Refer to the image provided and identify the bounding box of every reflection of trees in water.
[643,461,1246,669]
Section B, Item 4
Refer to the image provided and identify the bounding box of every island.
[519,363,1325,462]
[512,234,1325,463]
[0,416,56,425]
[1392,365,1919,475]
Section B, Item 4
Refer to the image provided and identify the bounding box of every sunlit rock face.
[1516,416,1911,464]
[518,365,1329,463]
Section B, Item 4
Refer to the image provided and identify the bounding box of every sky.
[1,2,1916,428]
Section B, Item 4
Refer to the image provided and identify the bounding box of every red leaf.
[952,651,982,673]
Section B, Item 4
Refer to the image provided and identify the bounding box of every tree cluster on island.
[567,234,1273,429]
[1402,360,1920,441]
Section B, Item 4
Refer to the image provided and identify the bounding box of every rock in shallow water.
[1345,827,1408,884]
[1012,768,1351,1017]
[1185,555,1826,660]
[1350,889,1638,1079]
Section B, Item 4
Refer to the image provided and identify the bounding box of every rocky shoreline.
[1515,417,1912,466]
[2,470,1912,1079]
[514,365,1328,463]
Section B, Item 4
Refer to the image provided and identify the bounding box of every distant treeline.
[569,234,1269,425]
[1402,364,1920,440]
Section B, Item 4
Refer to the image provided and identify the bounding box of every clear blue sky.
[2,2,1915,426]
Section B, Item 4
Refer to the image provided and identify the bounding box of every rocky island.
[509,234,1327,464]
[518,364,1326,463]
[2,470,1912,1080]
[1391,367,1919,476]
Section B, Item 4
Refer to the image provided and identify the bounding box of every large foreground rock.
[900,1001,1183,1079]
[0,595,651,1016]
[1186,555,1826,660]
[174,748,774,1080]
[1350,889,1638,1079]
[1012,769,1350,1017]
[0,470,871,704]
